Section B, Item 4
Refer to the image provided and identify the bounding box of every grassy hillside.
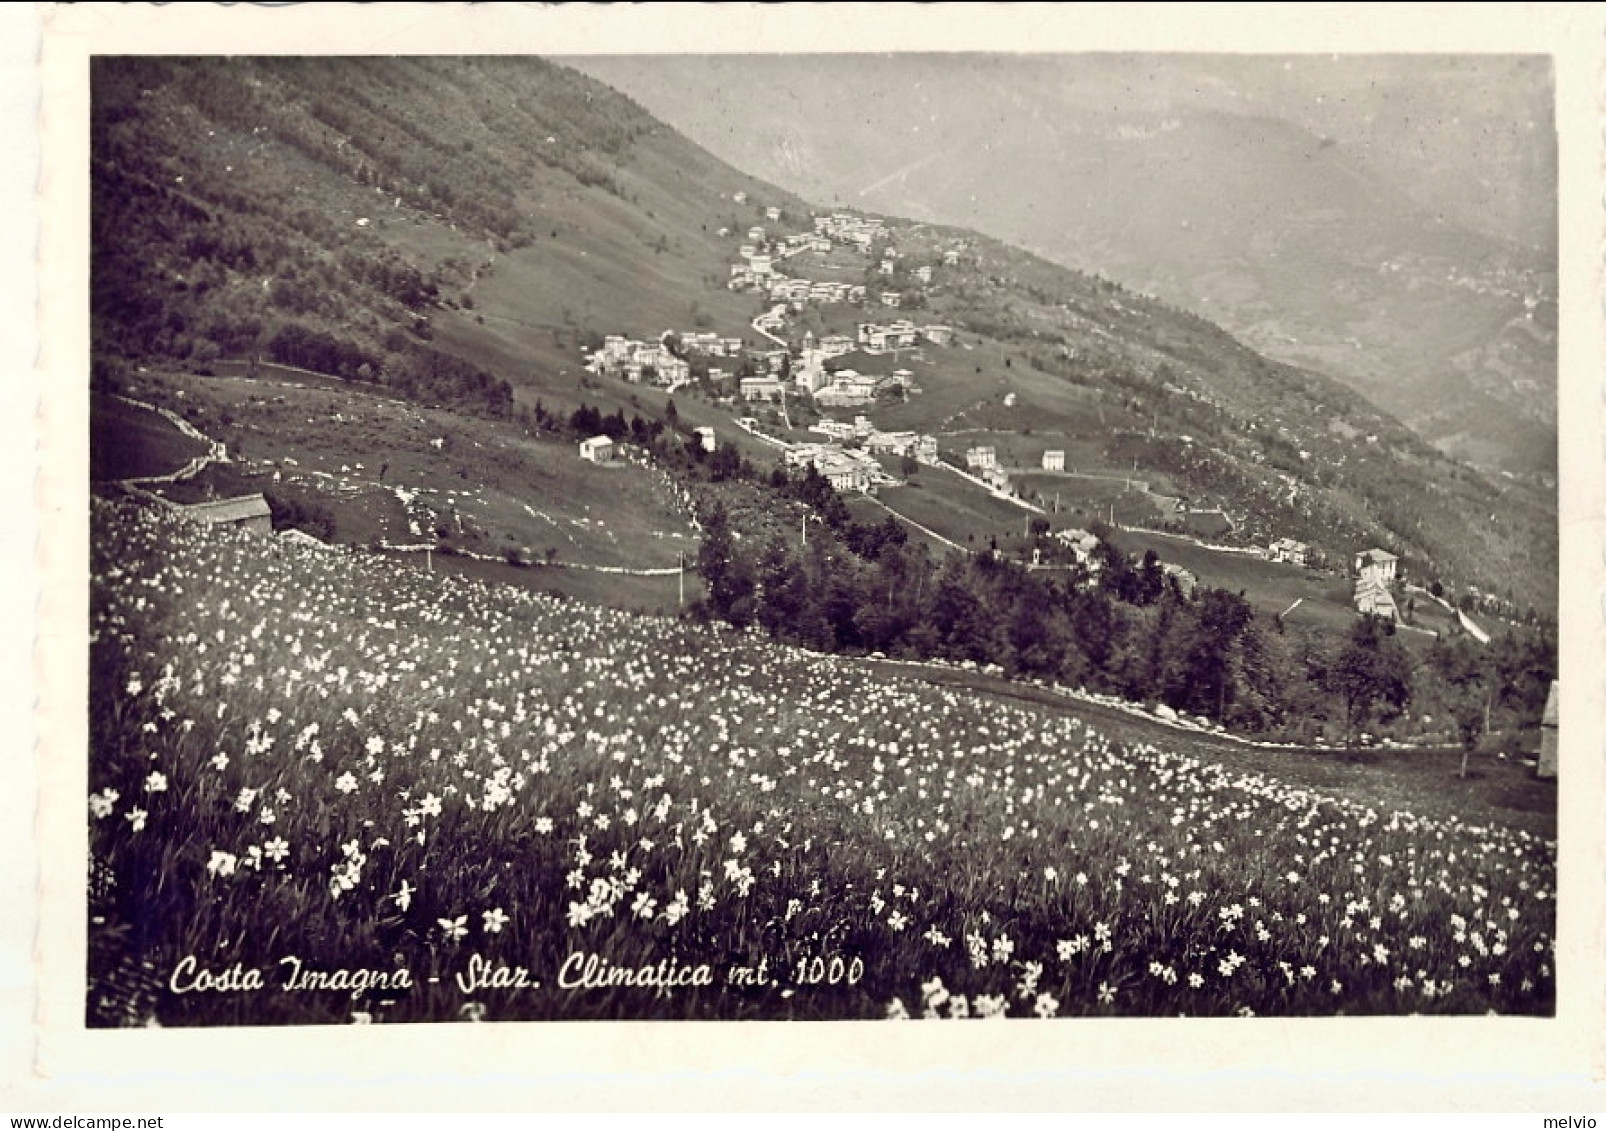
[88,498,1554,1025]
[99,366,700,581]
[91,56,802,401]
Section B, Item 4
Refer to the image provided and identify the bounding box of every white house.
[966,445,998,471]
[1055,528,1101,569]
[693,426,717,453]
[1268,538,1309,566]
[1042,450,1065,471]
[740,375,784,402]
[1355,575,1399,621]
[811,420,855,441]
[579,436,615,463]
[1355,548,1398,583]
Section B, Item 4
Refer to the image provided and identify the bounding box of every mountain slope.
[90,55,1555,613]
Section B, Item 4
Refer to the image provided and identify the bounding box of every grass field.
[1011,472,1170,528]
[868,659,1556,840]
[113,370,700,577]
[1105,528,1478,651]
[87,498,1556,1025]
[843,494,964,558]
[868,338,1148,443]
[375,546,704,616]
[875,464,1039,549]
[91,394,209,482]
[1109,529,1371,635]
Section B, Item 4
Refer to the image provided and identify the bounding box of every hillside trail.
[112,393,231,487]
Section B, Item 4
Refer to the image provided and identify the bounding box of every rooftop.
[179,494,272,524]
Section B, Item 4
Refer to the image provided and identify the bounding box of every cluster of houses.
[1266,537,1310,566]
[857,320,953,352]
[812,211,887,250]
[729,255,866,308]
[579,425,717,466]
[809,415,938,462]
[587,332,744,387]
[1053,527,1101,570]
[738,363,916,407]
[729,210,957,312]
[814,366,917,406]
[736,273,867,307]
[963,445,1014,493]
[783,442,894,494]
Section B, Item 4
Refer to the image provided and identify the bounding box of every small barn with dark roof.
[178,494,273,534]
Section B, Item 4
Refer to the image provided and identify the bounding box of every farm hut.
[694,426,717,453]
[279,528,326,549]
[1042,450,1065,472]
[579,435,615,463]
[179,494,273,535]
[1537,680,1558,779]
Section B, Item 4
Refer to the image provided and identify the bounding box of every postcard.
[15,0,1606,1112]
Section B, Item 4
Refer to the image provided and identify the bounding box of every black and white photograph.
[77,25,1569,1032]
[20,3,1606,1112]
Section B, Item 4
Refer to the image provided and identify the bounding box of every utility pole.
[678,551,684,610]
[802,513,808,547]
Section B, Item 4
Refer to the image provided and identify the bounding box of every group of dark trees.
[690,463,1555,750]
[262,487,338,542]
[530,388,1554,751]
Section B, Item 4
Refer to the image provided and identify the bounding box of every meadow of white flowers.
[87,499,1555,1025]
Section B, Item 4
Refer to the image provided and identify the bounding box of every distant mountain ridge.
[568,53,1557,477]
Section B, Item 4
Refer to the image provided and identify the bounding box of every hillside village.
[86,54,1551,747]
[575,194,1498,640]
